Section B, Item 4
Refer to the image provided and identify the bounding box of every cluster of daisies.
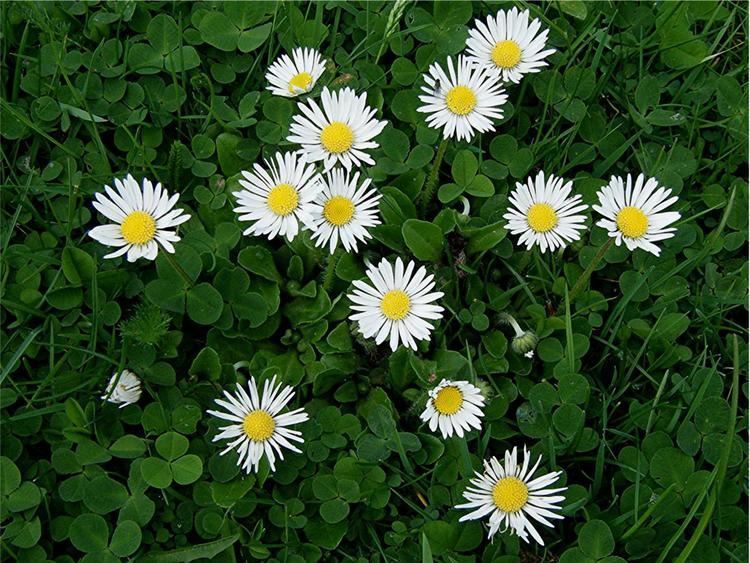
[88,6,685,548]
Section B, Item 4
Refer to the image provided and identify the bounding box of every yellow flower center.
[288,71,313,94]
[242,410,276,441]
[267,183,299,216]
[320,121,354,154]
[120,211,156,245]
[492,476,529,512]
[380,289,410,321]
[323,196,355,226]
[445,85,477,116]
[526,203,558,233]
[616,206,649,238]
[433,386,463,415]
[492,40,522,69]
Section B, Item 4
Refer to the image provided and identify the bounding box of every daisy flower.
[233,151,322,241]
[308,168,382,254]
[503,171,588,253]
[592,173,681,256]
[88,175,190,262]
[457,446,567,546]
[287,86,388,171]
[101,370,142,408]
[417,55,508,142]
[207,375,309,473]
[420,379,486,439]
[466,8,556,84]
[265,47,326,98]
[347,257,444,352]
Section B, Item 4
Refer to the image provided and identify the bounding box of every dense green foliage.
[1,1,747,562]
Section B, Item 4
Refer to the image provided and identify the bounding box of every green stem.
[162,251,193,287]
[420,138,448,216]
[457,437,473,478]
[673,335,740,563]
[322,248,343,293]
[567,238,614,303]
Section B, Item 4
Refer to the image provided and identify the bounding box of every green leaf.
[578,519,615,558]
[402,219,444,262]
[109,435,147,459]
[238,23,273,53]
[70,513,109,553]
[463,221,506,254]
[189,347,222,380]
[451,150,478,186]
[320,498,349,523]
[237,245,282,283]
[156,432,189,461]
[171,454,203,485]
[138,534,240,562]
[110,520,142,557]
[0,456,21,495]
[61,246,94,285]
[199,12,239,51]
[186,283,224,325]
[147,14,180,55]
[140,457,173,489]
[84,476,129,514]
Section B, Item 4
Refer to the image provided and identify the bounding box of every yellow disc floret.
[492,476,529,512]
[121,211,157,245]
[616,206,649,238]
[267,183,299,216]
[320,121,354,154]
[433,386,464,415]
[445,86,477,116]
[380,289,411,321]
[526,203,558,233]
[323,196,355,226]
[288,71,313,94]
[243,410,276,441]
[492,40,522,69]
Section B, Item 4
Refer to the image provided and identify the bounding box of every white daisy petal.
[419,379,486,439]
[346,257,443,352]
[456,446,567,546]
[466,8,555,83]
[101,370,142,407]
[592,173,681,257]
[503,171,589,253]
[88,176,190,262]
[288,87,388,170]
[207,375,309,474]
[233,151,323,242]
[417,55,507,141]
[265,47,326,98]
[308,168,382,254]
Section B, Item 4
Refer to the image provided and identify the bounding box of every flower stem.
[567,238,614,303]
[420,138,448,216]
[163,251,193,287]
[322,248,343,293]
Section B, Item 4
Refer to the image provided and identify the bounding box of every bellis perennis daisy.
[466,8,556,84]
[288,87,387,171]
[207,375,309,474]
[265,47,326,97]
[89,175,190,262]
[101,370,142,408]
[308,168,382,254]
[417,55,507,142]
[420,379,486,439]
[348,257,444,352]
[233,151,322,241]
[593,173,681,256]
[503,171,588,253]
[457,446,567,546]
